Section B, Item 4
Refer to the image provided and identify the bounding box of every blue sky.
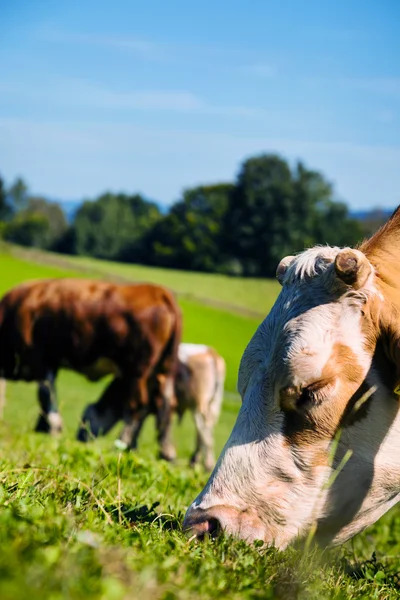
[1,0,399,209]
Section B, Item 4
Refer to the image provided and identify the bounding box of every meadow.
[1,246,400,599]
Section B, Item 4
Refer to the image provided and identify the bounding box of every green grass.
[10,246,281,318]
[1,248,400,599]
[0,250,93,290]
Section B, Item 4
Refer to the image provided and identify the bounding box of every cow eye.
[297,388,318,408]
[279,382,332,412]
[298,382,330,409]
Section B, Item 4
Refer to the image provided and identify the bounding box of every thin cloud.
[64,80,205,111]
[37,28,160,59]
[325,28,372,42]
[304,76,400,98]
[68,80,269,116]
[35,26,269,70]
[243,64,277,78]
[1,75,267,117]
[342,77,400,97]
[376,109,396,124]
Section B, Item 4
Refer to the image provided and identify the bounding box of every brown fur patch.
[283,343,366,447]
[359,206,400,385]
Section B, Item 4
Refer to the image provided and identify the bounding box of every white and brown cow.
[184,205,400,549]
[176,343,226,471]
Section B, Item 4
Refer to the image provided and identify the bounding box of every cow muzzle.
[183,504,267,543]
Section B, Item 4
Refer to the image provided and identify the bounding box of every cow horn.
[276,255,295,285]
[334,249,372,289]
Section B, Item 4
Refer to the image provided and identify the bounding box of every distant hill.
[350,208,394,221]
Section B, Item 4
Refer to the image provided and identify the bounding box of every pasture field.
[1,248,400,599]
[11,245,281,318]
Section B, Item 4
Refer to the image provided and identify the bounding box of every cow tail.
[159,293,182,376]
[156,293,182,413]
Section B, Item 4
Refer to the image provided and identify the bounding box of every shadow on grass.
[343,551,400,590]
[109,501,181,531]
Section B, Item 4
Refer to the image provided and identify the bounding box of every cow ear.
[334,249,373,289]
[276,256,295,285]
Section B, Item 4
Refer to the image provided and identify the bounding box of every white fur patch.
[48,412,63,434]
[178,343,209,363]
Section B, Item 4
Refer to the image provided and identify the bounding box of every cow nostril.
[185,515,222,540]
[206,517,221,539]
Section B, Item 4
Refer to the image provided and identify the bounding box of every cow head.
[184,206,400,549]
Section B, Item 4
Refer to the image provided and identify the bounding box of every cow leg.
[118,377,150,450]
[118,407,148,450]
[154,374,177,462]
[77,377,125,442]
[189,429,202,467]
[35,372,63,435]
[193,411,215,471]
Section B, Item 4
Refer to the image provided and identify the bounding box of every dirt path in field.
[10,247,265,320]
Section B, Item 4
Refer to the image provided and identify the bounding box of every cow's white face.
[184,245,400,549]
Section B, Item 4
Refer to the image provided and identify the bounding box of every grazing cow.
[175,343,226,471]
[0,278,181,461]
[0,341,225,469]
[184,206,400,549]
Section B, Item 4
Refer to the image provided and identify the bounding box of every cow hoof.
[35,415,50,433]
[35,412,63,434]
[159,450,177,463]
[48,412,63,435]
[35,412,63,435]
[76,423,92,442]
[114,439,129,451]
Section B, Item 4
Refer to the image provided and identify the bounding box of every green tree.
[3,195,68,250]
[8,177,28,212]
[3,213,50,247]
[293,162,363,248]
[224,154,296,276]
[0,175,11,222]
[145,184,233,272]
[224,154,364,277]
[72,193,161,261]
[23,197,68,249]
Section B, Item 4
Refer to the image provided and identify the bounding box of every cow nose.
[183,510,222,540]
[183,504,267,544]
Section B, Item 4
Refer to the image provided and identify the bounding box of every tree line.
[0,153,388,277]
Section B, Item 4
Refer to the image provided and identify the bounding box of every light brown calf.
[175,343,226,471]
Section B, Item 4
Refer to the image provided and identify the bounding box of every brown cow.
[0,278,181,460]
